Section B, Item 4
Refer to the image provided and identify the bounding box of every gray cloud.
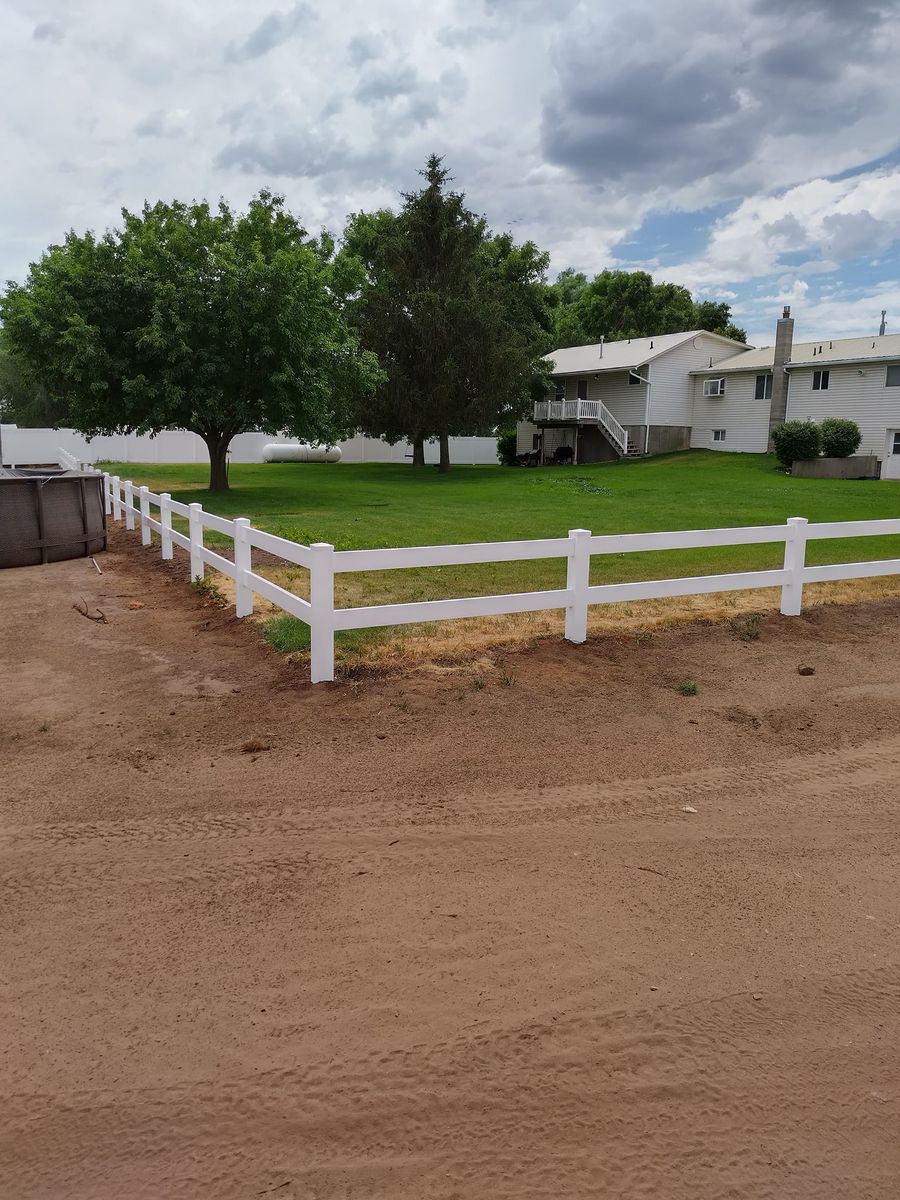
[32,21,63,43]
[347,34,381,67]
[821,210,896,260]
[225,3,315,63]
[214,128,356,178]
[542,0,898,199]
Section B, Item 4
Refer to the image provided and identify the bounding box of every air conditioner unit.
[703,377,726,397]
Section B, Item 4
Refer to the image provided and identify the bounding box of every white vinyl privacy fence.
[65,450,900,684]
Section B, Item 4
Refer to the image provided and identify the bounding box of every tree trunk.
[412,434,426,467]
[438,432,450,474]
[202,432,231,492]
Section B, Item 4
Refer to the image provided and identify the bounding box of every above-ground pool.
[0,468,107,568]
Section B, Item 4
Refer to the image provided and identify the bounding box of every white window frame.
[812,369,830,391]
[712,429,727,442]
[703,377,726,397]
[885,365,900,388]
[892,431,900,455]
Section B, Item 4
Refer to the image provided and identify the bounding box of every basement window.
[703,377,726,397]
[886,366,900,387]
[812,370,830,390]
[712,429,727,442]
[754,374,773,400]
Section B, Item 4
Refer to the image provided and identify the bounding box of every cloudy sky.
[4,0,900,345]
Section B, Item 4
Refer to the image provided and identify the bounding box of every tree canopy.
[341,156,553,471]
[549,269,746,348]
[0,193,380,489]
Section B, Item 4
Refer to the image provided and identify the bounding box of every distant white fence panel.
[81,454,900,684]
[4,426,498,467]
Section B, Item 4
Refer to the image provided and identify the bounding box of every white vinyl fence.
[63,450,900,685]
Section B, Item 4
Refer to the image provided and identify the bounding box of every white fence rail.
[73,453,900,684]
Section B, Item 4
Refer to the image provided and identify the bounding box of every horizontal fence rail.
[71,452,900,684]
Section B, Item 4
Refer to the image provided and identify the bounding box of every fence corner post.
[309,541,335,683]
[188,502,204,582]
[234,518,254,618]
[159,494,173,559]
[139,485,151,546]
[780,516,808,617]
[565,527,591,644]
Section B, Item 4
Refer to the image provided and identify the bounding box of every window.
[554,382,565,402]
[712,429,727,442]
[629,366,646,386]
[886,366,900,387]
[703,377,726,397]
[812,369,830,390]
[754,374,773,400]
[576,378,589,402]
[892,432,900,455]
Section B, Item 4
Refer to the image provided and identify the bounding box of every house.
[518,329,747,464]
[520,307,900,477]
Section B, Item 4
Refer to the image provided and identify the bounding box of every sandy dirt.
[3,529,900,1199]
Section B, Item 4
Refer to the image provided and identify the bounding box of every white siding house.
[519,312,900,473]
[690,371,773,453]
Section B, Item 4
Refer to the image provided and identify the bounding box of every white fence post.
[234,518,254,617]
[103,473,112,517]
[124,480,135,530]
[780,516,809,616]
[111,476,122,521]
[189,502,204,582]
[160,493,173,560]
[309,542,335,683]
[565,528,591,644]
[139,485,151,545]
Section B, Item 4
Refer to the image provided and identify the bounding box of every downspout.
[629,368,652,455]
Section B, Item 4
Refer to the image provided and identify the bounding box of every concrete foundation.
[791,455,881,480]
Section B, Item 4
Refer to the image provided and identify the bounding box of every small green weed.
[729,612,764,641]
[471,675,486,690]
[677,679,698,696]
[191,575,227,606]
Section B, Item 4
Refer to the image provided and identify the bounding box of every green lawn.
[102,450,900,656]
[107,449,900,571]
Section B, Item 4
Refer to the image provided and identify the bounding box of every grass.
[106,451,900,663]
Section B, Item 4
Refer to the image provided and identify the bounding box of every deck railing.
[532,399,629,453]
[74,455,900,685]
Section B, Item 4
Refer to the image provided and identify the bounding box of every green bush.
[820,417,862,458]
[497,428,518,466]
[771,420,822,467]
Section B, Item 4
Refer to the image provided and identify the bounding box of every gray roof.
[693,332,900,375]
[545,330,748,376]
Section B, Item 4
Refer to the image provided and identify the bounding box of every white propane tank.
[262,443,341,464]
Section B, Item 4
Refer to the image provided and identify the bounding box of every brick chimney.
[769,305,794,429]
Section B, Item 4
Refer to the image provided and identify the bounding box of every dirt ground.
[3,529,900,1199]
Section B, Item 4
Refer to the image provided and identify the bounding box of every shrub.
[677,680,698,696]
[771,420,822,467]
[497,428,518,466]
[820,417,862,458]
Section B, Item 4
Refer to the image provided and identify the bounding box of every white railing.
[532,399,630,453]
[91,460,900,685]
[58,448,94,473]
[597,403,629,454]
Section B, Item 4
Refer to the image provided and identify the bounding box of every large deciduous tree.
[550,269,746,347]
[0,193,380,490]
[342,156,553,472]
